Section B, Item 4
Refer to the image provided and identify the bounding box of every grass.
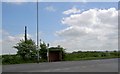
[2,51,120,65]
[63,51,120,61]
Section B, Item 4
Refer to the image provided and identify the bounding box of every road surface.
[2,58,119,72]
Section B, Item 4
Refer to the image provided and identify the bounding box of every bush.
[2,55,37,64]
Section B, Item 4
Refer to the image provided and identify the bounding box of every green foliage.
[110,51,120,57]
[2,55,22,64]
[64,51,120,61]
[3,39,66,64]
[2,54,37,64]
[39,42,48,60]
[2,37,120,64]
[13,39,37,61]
[2,51,120,65]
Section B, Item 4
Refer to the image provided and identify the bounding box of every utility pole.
[25,26,27,43]
[37,0,39,63]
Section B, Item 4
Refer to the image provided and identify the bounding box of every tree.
[57,45,66,60]
[39,41,48,60]
[14,39,37,60]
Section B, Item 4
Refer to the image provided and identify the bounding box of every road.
[2,58,119,72]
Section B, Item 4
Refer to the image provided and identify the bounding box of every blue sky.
[3,2,118,40]
[2,2,118,54]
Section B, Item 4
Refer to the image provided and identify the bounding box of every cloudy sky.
[1,2,118,54]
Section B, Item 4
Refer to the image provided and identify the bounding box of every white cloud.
[63,7,81,15]
[0,28,44,54]
[1,30,33,55]
[54,8,118,52]
[45,6,56,12]
[0,29,9,36]
[82,0,87,4]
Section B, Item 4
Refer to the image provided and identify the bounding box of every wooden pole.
[25,26,27,42]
